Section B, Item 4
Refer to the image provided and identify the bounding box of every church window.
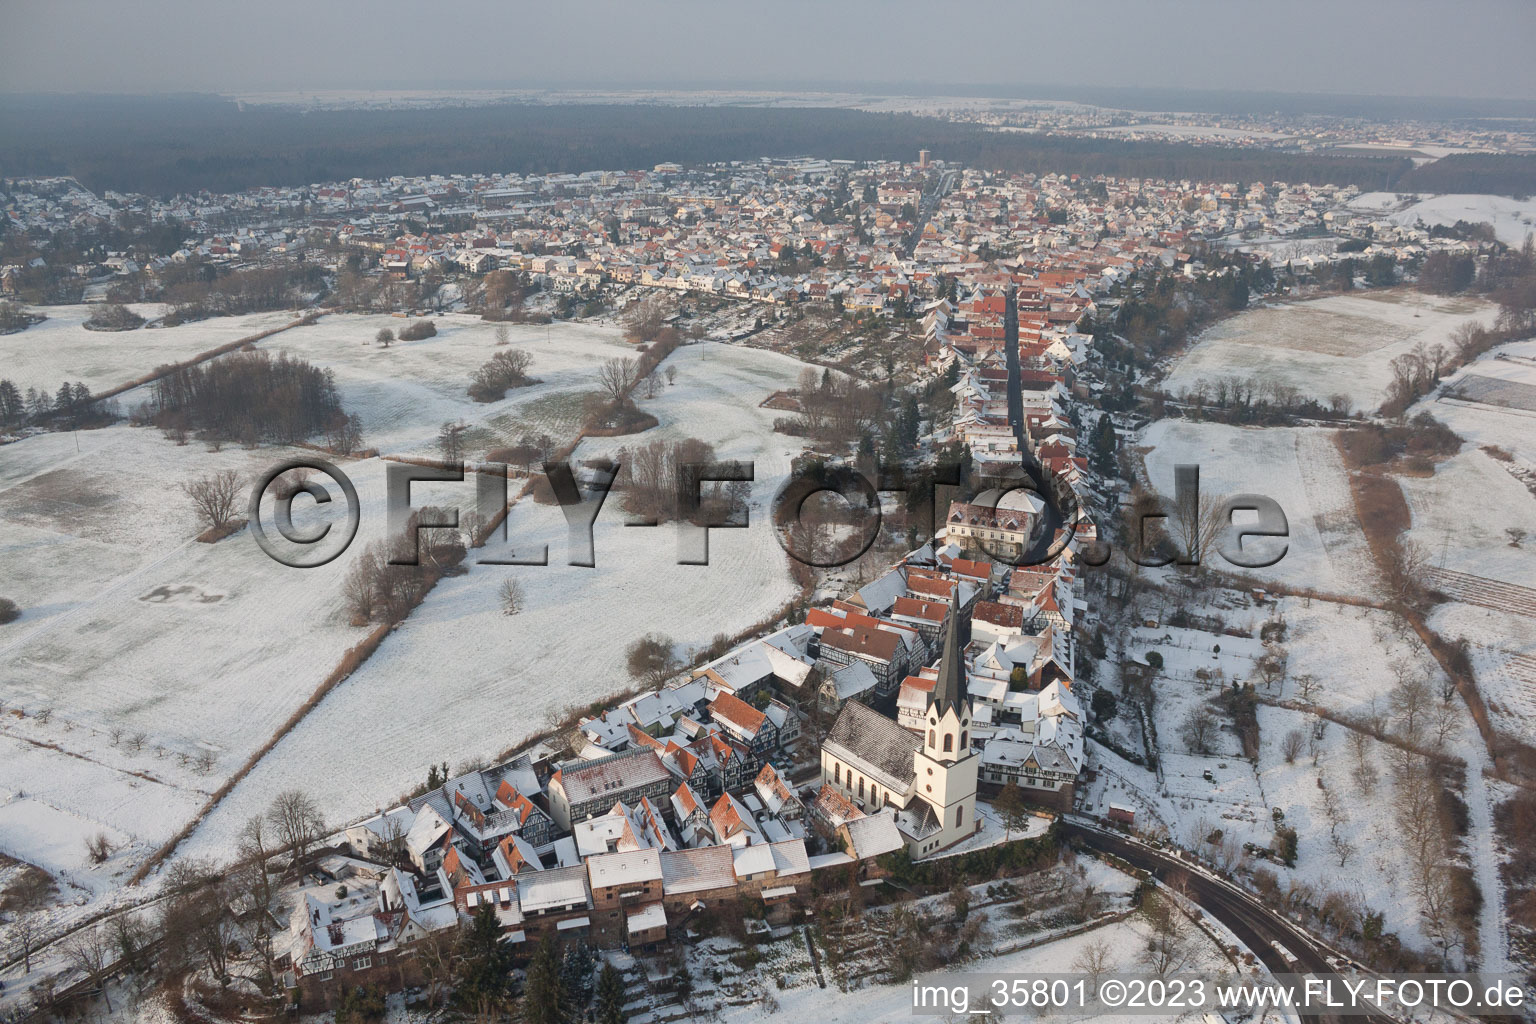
[955,806,964,828]
[943,733,953,753]
[857,777,865,799]
[960,730,968,748]
[928,728,936,747]
[834,763,840,784]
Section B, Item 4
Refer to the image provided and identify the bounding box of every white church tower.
[913,589,978,852]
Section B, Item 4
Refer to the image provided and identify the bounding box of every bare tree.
[85,831,113,864]
[376,327,394,347]
[1430,700,1461,751]
[1170,491,1229,568]
[626,632,679,689]
[1330,832,1355,867]
[437,420,468,462]
[1293,672,1320,703]
[13,913,39,973]
[665,365,678,385]
[498,577,524,616]
[1139,893,1196,978]
[1071,937,1115,987]
[266,789,325,868]
[237,814,273,911]
[1254,647,1288,691]
[494,323,510,346]
[1281,729,1305,764]
[63,927,113,1010]
[182,470,241,531]
[597,356,639,407]
[1389,673,1434,739]
[1181,705,1218,755]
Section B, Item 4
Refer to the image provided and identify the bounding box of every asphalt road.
[1064,818,1400,1024]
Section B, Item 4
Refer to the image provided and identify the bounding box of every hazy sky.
[3,0,1533,101]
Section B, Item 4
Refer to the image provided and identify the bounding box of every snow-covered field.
[1138,421,1379,600]
[0,427,483,873]
[260,312,632,456]
[173,339,816,863]
[1163,290,1496,413]
[1348,193,1536,247]
[1419,338,1536,464]
[0,304,296,396]
[0,314,718,886]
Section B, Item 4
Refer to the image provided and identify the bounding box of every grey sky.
[3,0,1533,101]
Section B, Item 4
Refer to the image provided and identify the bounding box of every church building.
[819,590,979,856]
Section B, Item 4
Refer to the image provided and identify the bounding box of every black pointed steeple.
[932,586,968,717]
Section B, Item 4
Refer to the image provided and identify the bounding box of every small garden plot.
[1418,341,1536,465]
[1446,374,1536,414]
[1160,752,1268,835]
[1429,603,1536,735]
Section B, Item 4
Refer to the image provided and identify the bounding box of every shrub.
[468,348,535,402]
[0,598,19,624]
[397,319,437,341]
[84,302,144,331]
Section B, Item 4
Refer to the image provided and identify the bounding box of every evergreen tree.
[0,379,22,426]
[453,906,514,1024]
[596,963,627,1024]
[523,936,569,1024]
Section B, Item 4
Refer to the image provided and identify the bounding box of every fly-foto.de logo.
[246,458,1290,571]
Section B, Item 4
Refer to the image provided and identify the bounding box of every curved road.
[1064,818,1399,1024]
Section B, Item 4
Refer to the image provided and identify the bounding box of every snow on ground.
[1251,704,1438,947]
[261,312,633,457]
[1419,338,1536,464]
[1162,290,1496,413]
[0,425,478,878]
[1139,421,1380,600]
[0,305,295,396]
[0,315,658,885]
[716,908,1231,1024]
[1401,447,1536,589]
[173,340,814,863]
[1364,194,1536,247]
[1397,445,1536,740]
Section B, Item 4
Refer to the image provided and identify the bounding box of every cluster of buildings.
[2,155,1492,307]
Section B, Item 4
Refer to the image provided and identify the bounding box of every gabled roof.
[824,701,919,794]
[660,846,737,895]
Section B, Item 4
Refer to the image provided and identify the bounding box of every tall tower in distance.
[918,149,931,168]
[912,589,978,853]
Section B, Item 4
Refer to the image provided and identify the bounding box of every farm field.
[0,427,481,879]
[173,339,815,863]
[1137,421,1380,600]
[1419,338,1536,464]
[1162,290,1495,413]
[1397,446,1536,741]
[258,312,634,457]
[0,304,296,397]
[0,316,645,887]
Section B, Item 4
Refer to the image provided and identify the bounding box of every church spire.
[932,586,968,717]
